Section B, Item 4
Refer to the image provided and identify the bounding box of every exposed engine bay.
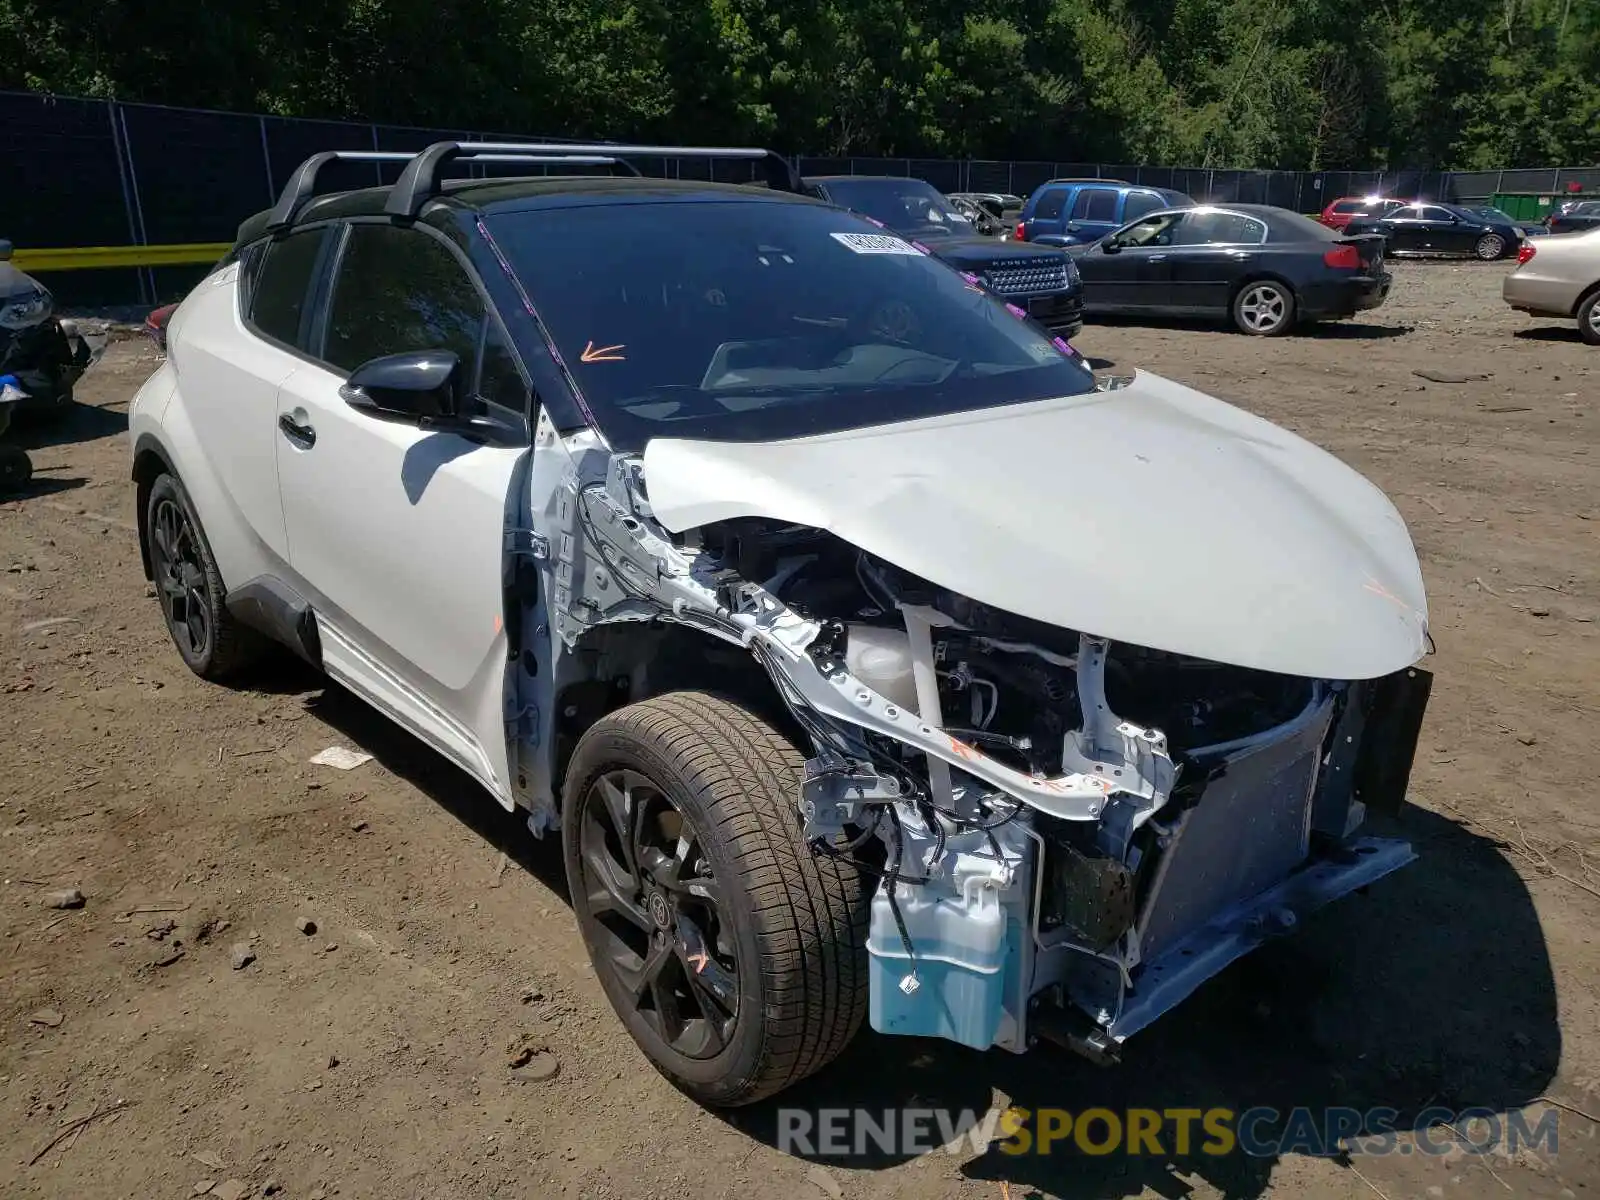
[518,431,1433,1061]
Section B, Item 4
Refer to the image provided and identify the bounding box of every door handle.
[278,413,316,448]
[1147,253,1168,262]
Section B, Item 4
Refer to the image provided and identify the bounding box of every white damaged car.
[130,142,1433,1105]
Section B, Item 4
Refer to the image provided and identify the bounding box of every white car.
[131,140,1434,1106]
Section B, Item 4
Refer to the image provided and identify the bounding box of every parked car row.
[812,177,1391,336]
[129,175,1600,356]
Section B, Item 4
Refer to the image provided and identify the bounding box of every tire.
[145,472,262,680]
[1232,280,1296,336]
[1578,290,1600,347]
[562,691,871,1106]
[0,445,31,493]
[1475,233,1506,261]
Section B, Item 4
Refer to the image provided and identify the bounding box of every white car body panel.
[167,264,296,571]
[642,370,1428,680]
[273,360,524,805]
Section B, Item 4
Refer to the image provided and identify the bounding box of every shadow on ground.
[2,474,87,500]
[267,677,1559,1200]
[1513,326,1584,344]
[13,399,129,450]
[291,677,569,899]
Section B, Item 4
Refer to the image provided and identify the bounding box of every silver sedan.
[1503,227,1600,345]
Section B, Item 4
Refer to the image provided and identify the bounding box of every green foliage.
[1,0,1593,167]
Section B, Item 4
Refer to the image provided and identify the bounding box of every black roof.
[237,140,807,248]
[235,175,812,248]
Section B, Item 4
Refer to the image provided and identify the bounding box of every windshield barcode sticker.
[830,232,923,256]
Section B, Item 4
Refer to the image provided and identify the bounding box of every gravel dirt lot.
[2,260,1597,1200]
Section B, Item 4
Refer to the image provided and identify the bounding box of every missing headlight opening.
[530,449,1431,1066]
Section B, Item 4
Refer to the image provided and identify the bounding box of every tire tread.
[566,691,870,1104]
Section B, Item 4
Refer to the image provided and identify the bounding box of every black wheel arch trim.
[224,576,323,669]
[131,432,178,580]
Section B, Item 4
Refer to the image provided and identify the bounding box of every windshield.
[487,199,1096,452]
[815,178,972,238]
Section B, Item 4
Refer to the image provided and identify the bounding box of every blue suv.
[1016,180,1194,246]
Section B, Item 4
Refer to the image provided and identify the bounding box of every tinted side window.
[1332,200,1363,214]
[1173,212,1267,245]
[248,228,328,349]
[325,225,485,374]
[1074,189,1119,222]
[1032,187,1068,220]
[1122,192,1164,221]
[1392,206,1425,220]
[1419,206,1455,221]
[323,224,527,418]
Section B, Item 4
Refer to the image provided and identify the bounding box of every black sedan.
[1547,200,1600,235]
[1342,202,1521,260]
[804,175,1084,337]
[1069,205,1391,336]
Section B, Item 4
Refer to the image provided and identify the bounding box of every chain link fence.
[4,90,1596,307]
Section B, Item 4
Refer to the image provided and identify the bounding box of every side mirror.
[340,350,460,421]
[1101,240,1122,255]
[0,239,12,261]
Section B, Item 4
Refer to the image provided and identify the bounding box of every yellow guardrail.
[11,243,232,272]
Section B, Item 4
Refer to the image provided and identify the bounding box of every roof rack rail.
[384,141,802,218]
[266,149,640,230]
[1045,177,1133,186]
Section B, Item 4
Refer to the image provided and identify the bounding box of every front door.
[274,220,533,806]
[1419,205,1471,253]
[1383,208,1428,252]
[1082,213,1183,309]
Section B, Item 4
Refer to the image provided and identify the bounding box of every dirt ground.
[3,260,1598,1200]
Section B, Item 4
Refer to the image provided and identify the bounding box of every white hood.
[641,371,1429,680]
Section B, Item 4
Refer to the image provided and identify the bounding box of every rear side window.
[1332,200,1363,214]
[1072,189,1119,222]
[247,228,328,349]
[1173,211,1267,245]
[1031,187,1068,220]
[1122,191,1165,221]
[323,223,526,417]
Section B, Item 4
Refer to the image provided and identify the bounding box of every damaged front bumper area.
[550,456,1433,1062]
[0,317,95,409]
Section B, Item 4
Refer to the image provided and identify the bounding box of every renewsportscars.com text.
[776,1106,1560,1159]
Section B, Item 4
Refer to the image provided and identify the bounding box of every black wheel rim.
[149,496,212,660]
[575,769,739,1060]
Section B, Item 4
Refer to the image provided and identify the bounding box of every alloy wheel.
[1476,234,1505,260]
[149,496,213,661]
[1237,284,1289,334]
[1588,301,1600,337]
[573,768,739,1060]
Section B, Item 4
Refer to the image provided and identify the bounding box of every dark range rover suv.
[804,176,1084,338]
